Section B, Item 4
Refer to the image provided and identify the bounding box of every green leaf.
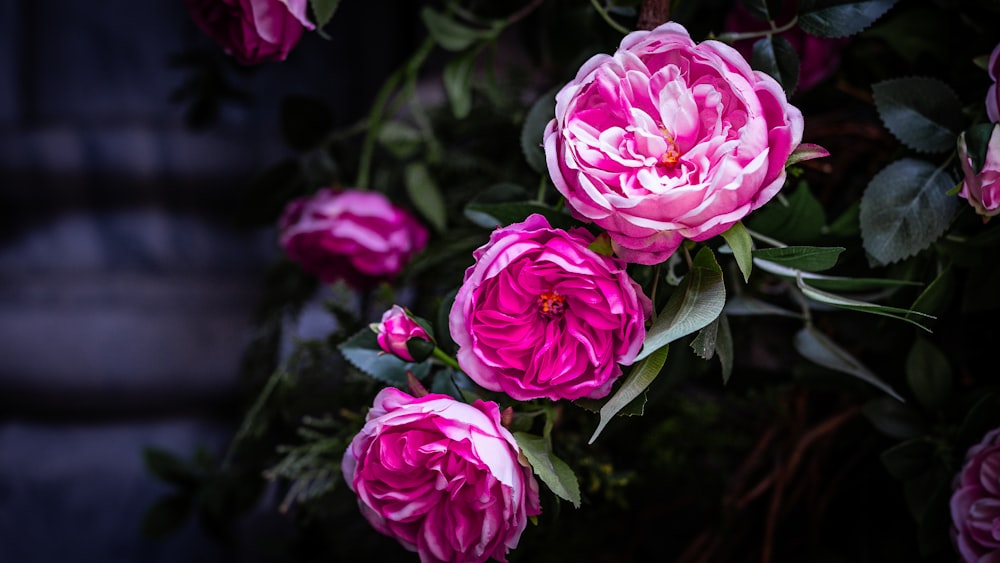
[824,201,860,238]
[742,0,783,20]
[636,248,725,361]
[141,494,192,538]
[862,397,925,439]
[513,432,581,508]
[421,8,492,51]
[751,36,800,96]
[798,0,899,38]
[907,266,953,321]
[690,316,719,360]
[753,258,921,290]
[862,6,946,65]
[280,96,335,151]
[723,295,802,318]
[905,337,952,410]
[962,123,997,175]
[796,273,933,332]
[786,143,831,167]
[405,163,447,233]
[589,346,669,443]
[794,326,903,401]
[720,222,753,282]
[443,50,477,119]
[717,314,734,384]
[872,78,964,153]
[309,0,342,33]
[881,438,936,480]
[521,87,559,174]
[338,328,431,387]
[860,158,958,265]
[143,448,200,489]
[752,246,844,272]
[746,181,825,244]
[464,201,582,231]
[378,121,423,159]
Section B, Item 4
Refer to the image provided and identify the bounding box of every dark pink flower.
[951,427,1000,562]
[449,214,650,401]
[544,22,803,264]
[988,42,1000,123]
[183,0,314,65]
[343,388,541,563]
[958,124,1000,220]
[279,188,428,289]
[374,305,432,362]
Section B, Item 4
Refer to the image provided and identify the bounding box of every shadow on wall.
[0,1,420,561]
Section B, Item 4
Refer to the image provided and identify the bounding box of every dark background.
[0,1,419,560]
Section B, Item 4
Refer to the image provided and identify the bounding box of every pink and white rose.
[449,214,650,402]
[279,188,428,289]
[950,426,1000,562]
[958,124,1000,220]
[183,0,314,65]
[374,305,432,362]
[544,22,803,264]
[343,388,541,563]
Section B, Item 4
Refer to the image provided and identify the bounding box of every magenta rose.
[343,388,541,563]
[958,124,1000,220]
[950,427,1000,562]
[988,42,1000,123]
[374,305,432,362]
[279,188,428,289]
[183,0,314,65]
[449,214,650,401]
[544,22,804,265]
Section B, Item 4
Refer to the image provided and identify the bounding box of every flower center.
[537,291,566,318]
[656,127,681,169]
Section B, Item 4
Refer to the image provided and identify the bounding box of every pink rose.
[724,0,847,92]
[449,214,650,401]
[374,305,432,362]
[958,124,1000,220]
[279,188,428,289]
[183,0,314,65]
[988,42,1000,123]
[343,388,541,563]
[950,427,1000,562]
[543,22,804,265]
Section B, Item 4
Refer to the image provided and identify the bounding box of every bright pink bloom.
[279,188,428,289]
[343,388,541,563]
[950,427,1000,562]
[544,22,803,264]
[958,124,1000,220]
[987,43,1000,124]
[449,214,649,401]
[375,305,431,362]
[184,0,314,65]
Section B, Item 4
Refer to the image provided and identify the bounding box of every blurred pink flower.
[544,22,803,264]
[950,427,1000,562]
[958,124,1000,221]
[987,42,1000,123]
[343,388,541,563]
[184,0,314,65]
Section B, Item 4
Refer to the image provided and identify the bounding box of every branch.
[636,0,670,31]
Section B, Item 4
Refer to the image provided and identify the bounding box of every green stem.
[355,36,435,189]
[433,346,463,371]
[590,0,631,35]
[746,228,788,249]
[714,15,798,43]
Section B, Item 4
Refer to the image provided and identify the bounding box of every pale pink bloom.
[449,214,650,401]
[279,189,427,289]
[184,0,314,65]
[950,427,1000,562]
[544,22,803,264]
[375,305,431,362]
[343,388,541,563]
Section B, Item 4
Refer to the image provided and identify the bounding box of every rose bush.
[374,305,432,362]
[279,188,428,289]
[342,388,541,563]
[449,214,649,401]
[958,124,1000,220]
[183,0,314,65]
[543,21,803,264]
[950,427,1000,562]
[988,42,1000,123]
